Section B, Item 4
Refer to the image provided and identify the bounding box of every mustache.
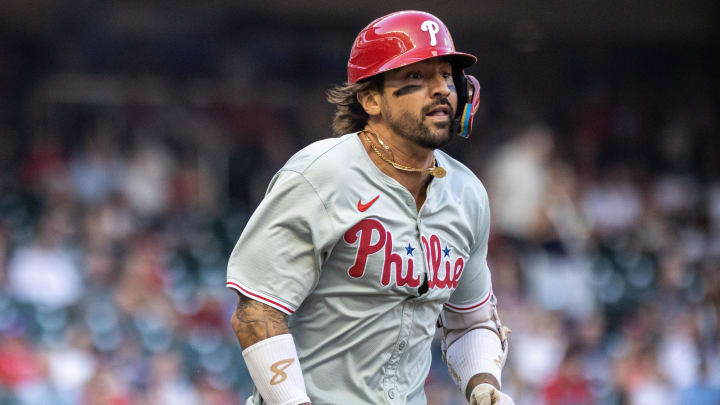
[422,99,454,117]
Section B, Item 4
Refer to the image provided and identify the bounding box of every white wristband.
[445,328,504,392]
[242,334,310,405]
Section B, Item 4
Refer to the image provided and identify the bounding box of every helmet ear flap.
[453,73,480,139]
[453,69,469,119]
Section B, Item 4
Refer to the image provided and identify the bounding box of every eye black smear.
[392,85,421,97]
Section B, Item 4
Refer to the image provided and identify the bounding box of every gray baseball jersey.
[227,133,493,405]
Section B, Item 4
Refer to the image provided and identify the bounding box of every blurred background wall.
[0,1,718,404]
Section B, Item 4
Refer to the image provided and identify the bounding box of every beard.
[382,100,455,149]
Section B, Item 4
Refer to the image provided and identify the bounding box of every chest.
[322,186,476,301]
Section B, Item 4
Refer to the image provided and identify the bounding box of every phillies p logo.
[421,20,440,46]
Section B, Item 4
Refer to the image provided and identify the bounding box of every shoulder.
[435,149,489,203]
[434,149,491,239]
[280,133,361,176]
[272,133,364,201]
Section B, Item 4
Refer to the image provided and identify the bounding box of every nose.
[428,73,451,99]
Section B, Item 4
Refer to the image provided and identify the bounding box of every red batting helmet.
[347,10,476,84]
[347,11,481,138]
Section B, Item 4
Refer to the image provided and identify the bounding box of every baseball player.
[228,10,513,405]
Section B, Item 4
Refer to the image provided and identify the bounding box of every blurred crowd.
[0,7,719,405]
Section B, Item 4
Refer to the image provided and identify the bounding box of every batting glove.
[469,383,515,405]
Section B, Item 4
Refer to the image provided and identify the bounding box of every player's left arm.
[439,295,514,405]
[441,181,514,404]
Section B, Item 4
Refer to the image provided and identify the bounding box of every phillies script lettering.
[343,219,464,289]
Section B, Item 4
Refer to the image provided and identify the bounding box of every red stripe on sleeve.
[444,288,493,312]
[226,281,295,314]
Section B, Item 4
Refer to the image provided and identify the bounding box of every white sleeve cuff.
[445,328,504,392]
[242,334,310,405]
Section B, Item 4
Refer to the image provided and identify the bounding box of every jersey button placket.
[383,303,414,403]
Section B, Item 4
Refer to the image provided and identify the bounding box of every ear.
[356,89,382,117]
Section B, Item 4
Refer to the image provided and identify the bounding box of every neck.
[359,124,437,207]
[364,122,435,170]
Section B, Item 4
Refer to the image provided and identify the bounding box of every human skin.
[231,57,496,404]
[231,294,311,405]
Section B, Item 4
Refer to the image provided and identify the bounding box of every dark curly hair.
[326,76,384,137]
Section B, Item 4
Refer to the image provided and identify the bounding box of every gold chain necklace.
[361,130,446,178]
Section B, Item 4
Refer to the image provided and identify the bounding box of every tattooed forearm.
[231,294,290,349]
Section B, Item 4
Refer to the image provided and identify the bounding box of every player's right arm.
[231,293,290,348]
[231,293,311,405]
[226,170,334,404]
